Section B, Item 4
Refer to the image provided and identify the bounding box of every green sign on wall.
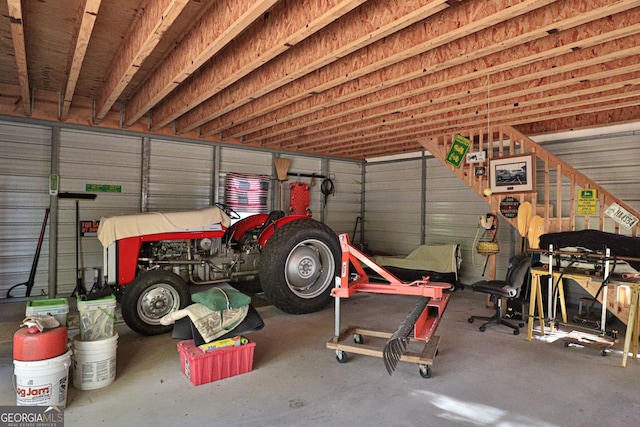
[86,183,122,193]
[577,188,597,215]
[445,134,471,168]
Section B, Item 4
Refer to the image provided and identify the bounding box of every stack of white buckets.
[72,295,119,391]
[13,295,119,406]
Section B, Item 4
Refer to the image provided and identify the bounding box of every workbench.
[527,255,640,367]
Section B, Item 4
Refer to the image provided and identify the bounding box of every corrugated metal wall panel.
[364,159,423,254]
[148,139,214,211]
[325,159,362,237]
[0,121,52,297]
[58,129,142,297]
[425,158,513,286]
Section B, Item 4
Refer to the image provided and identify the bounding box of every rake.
[383,297,430,375]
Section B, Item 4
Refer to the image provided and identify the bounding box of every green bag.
[191,287,251,311]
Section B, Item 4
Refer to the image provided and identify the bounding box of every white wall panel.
[0,121,51,297]
[325,159,362,237]
[425,158,513,286]
[58,129,141,297]
[364,159,423,254]
[148,139,214,211]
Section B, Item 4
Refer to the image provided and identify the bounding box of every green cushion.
[191,287,251,311]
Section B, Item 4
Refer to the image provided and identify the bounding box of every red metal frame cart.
[326,234,451,377]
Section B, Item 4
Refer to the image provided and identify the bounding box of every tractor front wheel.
[121,270,191,335]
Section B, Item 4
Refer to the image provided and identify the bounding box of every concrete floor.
[1,287,639,427]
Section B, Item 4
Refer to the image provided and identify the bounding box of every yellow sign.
[577,189,597,215]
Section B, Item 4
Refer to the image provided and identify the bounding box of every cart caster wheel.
[564,341,570,348]
[353,334,363,344]
[419,364,432,379]
[468,317,474,323]
[335,350,348,364]
[601,350,607,357]
[513,328,520,336]
[479,326,486,332]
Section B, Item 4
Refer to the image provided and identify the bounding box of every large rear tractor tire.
[121,270,191,335]
[259,219,340,314]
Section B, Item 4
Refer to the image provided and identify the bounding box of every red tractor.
[97,204,340,335]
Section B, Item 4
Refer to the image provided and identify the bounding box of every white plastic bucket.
[14,349,72,406]
[71,333,118,390]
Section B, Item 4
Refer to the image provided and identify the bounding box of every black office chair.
[468,253,531,335]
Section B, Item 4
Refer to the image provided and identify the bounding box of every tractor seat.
[245,210,286,238]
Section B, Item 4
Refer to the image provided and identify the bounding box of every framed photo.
[489,154,535,194]
[474,166,486,177]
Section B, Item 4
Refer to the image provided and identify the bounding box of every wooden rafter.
[2,0,640,161]
[315,91,640,155]
[518,105,640,135]
[60,0,102,121]
[180,0,451,135]
[272,34,640,149]
[290,55,640,151]
[228,0,639,144]
[6,0,30,116]
[93,0,190,124]
[149,0,367,131]
[123,0,278,128]
[210,0,562,140]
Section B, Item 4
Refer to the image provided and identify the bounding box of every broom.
[274,158,291,211]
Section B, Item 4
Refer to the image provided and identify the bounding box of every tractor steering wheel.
[214,203,241,220]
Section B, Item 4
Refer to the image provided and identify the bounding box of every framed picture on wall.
[489,154,535,193]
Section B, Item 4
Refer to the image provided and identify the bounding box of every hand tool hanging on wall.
[274,158,291,211]
[321,177,335,206]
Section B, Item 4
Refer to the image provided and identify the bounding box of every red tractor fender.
[226,213,269,242]
[257,215,309,247]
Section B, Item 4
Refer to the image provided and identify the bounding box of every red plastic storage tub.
[177,339,255,386]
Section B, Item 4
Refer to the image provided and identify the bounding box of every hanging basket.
[476,240,499,256]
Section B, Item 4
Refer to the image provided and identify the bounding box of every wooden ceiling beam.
[149,0,367,131]
[6,0,30,116]
[60,0,102,122]
[328,100,639,158]
[330,138,424,158]
[225,0,640,142]
[187,0,450,136]
[93,0,190,124]
[257,19,640,147]
[287,52,640,150]
[515,105,640,135]
[209,0,554,139]
[123,0,278,127]
[319,89,640,152]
